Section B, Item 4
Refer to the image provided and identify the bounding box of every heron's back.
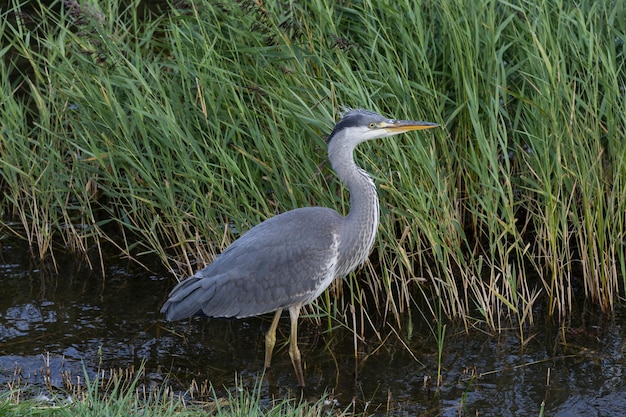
[160,207,344,321]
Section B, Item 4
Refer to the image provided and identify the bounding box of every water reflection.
[0,238,624,416]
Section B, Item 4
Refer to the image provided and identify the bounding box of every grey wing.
[161,207,342,320]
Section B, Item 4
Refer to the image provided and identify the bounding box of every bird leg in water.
[288,305,305,387]
[264,309,282,369]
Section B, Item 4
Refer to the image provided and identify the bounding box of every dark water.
[1,237,625,416]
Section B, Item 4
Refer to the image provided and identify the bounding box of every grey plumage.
[162,207,342,319]
[161,108,438,386]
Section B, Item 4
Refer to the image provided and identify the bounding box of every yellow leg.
[288,305,305,387]
[264,309,282,369]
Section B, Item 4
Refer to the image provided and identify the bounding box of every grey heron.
[160,108,439,387]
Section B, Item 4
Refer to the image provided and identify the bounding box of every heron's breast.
[336,191,380,277]
[307,231,341,302]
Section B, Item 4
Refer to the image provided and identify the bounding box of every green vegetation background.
[1,0,625,332]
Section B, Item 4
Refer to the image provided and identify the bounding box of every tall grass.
[1,0,625,333]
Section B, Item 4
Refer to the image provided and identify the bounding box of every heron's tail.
[160,275,213,321]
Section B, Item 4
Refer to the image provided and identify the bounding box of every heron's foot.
[288,305,305,387]
[289,342,305,387]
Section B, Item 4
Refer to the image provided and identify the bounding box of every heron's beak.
[380,119,439,133]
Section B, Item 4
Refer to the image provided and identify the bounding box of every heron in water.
[161,108,439,387]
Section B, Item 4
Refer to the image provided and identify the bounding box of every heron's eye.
[368,122,377,129]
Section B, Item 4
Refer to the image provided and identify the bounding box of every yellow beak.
[380,119,440,133]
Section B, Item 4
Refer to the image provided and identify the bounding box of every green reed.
[1,0,624,334]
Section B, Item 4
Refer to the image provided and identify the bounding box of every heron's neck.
[330,145,380,273]
[343,164,379,229]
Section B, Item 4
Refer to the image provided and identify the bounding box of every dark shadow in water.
[1,237,625,416]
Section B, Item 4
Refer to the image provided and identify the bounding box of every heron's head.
[326,108,439,151]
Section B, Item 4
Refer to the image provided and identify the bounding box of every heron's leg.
[264,309,282,369]
[288,305,305,387]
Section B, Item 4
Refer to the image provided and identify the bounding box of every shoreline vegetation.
[1,360,344,416]
[1,0,625,414]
